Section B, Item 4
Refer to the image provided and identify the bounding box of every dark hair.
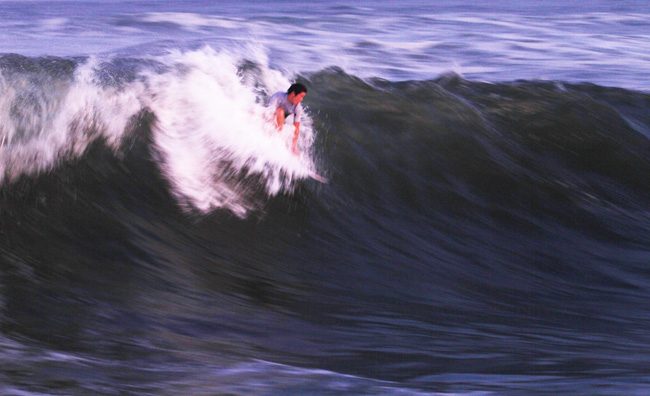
[288,83,307,95]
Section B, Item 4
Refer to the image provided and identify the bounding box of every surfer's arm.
[292,122,300,154]
[275,107,285,130]
[291,104,303,153]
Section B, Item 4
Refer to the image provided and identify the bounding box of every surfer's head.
[287,83,307,105]
[288,83,307,96]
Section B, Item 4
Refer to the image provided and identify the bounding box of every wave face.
[2,50,650,395]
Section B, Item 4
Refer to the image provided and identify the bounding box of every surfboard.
[309,172,329,183]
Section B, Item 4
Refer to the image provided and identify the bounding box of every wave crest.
[0,48,322,216]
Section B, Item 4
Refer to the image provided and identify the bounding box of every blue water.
[2,1,650,396]
[1,0,649,90]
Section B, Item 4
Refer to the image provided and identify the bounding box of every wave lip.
[0,48,323,216]
[0,54,144,183]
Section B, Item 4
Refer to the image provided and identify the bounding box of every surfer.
[268,83,307,154]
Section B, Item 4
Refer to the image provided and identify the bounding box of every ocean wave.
[310,68,650,209]
[2,51,650,221]
[2,56,650,395]
[0,48,322,216]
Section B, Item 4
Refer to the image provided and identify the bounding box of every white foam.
[141,12,242,30]
[0,47,320,216]
[39,18,69,31]
[142,47,317,215]
[0,56,144,181]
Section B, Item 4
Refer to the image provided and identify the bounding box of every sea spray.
[0,55,144,182]
[143,48,318,215]
[0,48,322,216]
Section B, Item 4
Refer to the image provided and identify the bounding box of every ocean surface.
[1,1,650,395]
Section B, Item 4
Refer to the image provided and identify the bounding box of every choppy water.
[1,1,650,395]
